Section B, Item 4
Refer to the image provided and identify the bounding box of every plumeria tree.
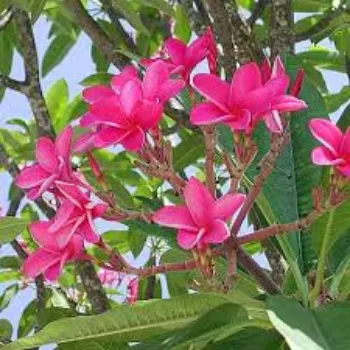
[1,0,350,349]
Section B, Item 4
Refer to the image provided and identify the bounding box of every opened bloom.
[23,221,84,281]
[142,28,216,83]
[153,177,245,250]
[191,58,306,133]
[49,181,107,247]
[75,62,184,152]
[126,277,139,304]
[309,119,350,176]
[15,126,79,199]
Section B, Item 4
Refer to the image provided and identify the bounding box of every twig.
[203,126,216,196]
[12,8,55,138]
[230,132,290,237]
[0,75,27,92]
[63,0,130,68]
[295,7,344,43]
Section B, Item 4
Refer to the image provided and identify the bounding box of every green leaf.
[0,284,19,312]
[102,231,130,254]
[0,256,21,270]
[30,0,48,23]
[105,176,135,209]
[0,319,13,342]
[17,300,37,338]
[42,33,78,77]
[311,200,350,256]
[111,0,149,35]
[337,102,350,131]
[293,0,330,12]
[324,86,350,114]
[4,294,239,350]
[297,46,345,73]
[161,303,251,349]
[173,132,204,172]
[137,0,175,16]
[128,230,147,257]
[79,73,113,86]
[267,296,350,350]
[174,4,191,43]
[0,217,29,244]
[45,79,69,131]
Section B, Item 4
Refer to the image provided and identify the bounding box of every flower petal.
[272,95,307,113]
[164,38,187,65]
[337,164,350,177]
[193,74,230,112]
[133,100,163,130]
[185,35,209,68]
[121,80,143,117]
[121,127,145,151]
[15,164,49,189]
[55,181,89,208]
[225,109,251,131]
[264,110,283,134]
[311,146,344,165]
[55,125,73,162]
[49,200,77,232]
[190,102,231,126]
[36,137,59,173]
[309,119,342,155]
[73,132,96,153]
[153,205,197,231]
[203,220,230,244]
[44,263,61,281]
[82,85,114,103]
[94,127,130,148]
[177,229,200,250]
[89,96,124,126]
[340,127,350,155]
[143,61,169,101]
[213,193,245,221]
[230,62,262,105]
[79,219,100,243]
[159,80,185,102]
[30,221,59,251]
[23,249,61,279]
[111,66,138,95]
[184,177,214,227]
[271,56,285,78]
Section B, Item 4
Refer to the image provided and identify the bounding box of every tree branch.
[203,126,216,196]
[63,0,130,69]
[295,7,344,43]
[12,8,55,138]
[270,0,294,56]
[0,75,27,93]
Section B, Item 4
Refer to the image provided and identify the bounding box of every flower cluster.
[15,28,314,284]
[15,127,107,281]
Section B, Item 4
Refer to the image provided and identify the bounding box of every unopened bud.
[290,69,305,97]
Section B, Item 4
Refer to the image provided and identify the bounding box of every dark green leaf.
[0,284,19,312]
[0,319,13,342]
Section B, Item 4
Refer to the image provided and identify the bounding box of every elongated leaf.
[42,33,78,77]
[4,294,238,350]
[311,199,350,256]
[137,0,175,16]
[0,217,29,244]
[0,284,19,312]
[0,319,13,342]
[174,4,191,43]
[267,296,350,350]
[324,86,350,113]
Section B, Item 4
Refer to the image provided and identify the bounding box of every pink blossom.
[141,29,215,83]
[15,126,79,200]
[191,58,307,133]
[309,119,350,177]
[126,277,139,304]
[48,181,107,248]
[75,62,184,152]
[153,177,245,250]
[23,221,84,281]
[98,268,123,288]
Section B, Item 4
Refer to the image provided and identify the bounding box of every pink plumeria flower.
[15,126,79,200]
[204,27,218,74]
[309,119,350,177]
[126,277,139,304]
[191,58,306,133]
[98,268,123,288]
[48,181,107,248]
[75,62,184,152]
[142,30,213,84]
[153,177,245,250]
[23,221,84,281]
[250,56,307,133]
